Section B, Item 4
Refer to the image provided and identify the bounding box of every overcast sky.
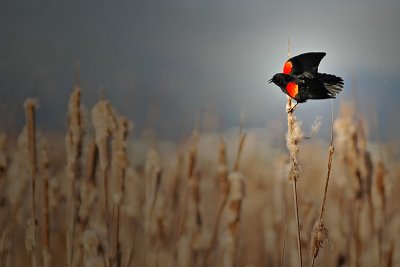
[0,0,399,139]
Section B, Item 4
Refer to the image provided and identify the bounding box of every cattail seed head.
[311,221,329,259]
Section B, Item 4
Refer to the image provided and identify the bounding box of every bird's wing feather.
[283,52,326,75]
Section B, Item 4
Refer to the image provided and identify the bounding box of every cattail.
[177,131,199,267]
[144,147,162,237]
[124,166,141,267]
[6,127,30,207]
[223,171,244,267]
[48,173,62,215]
[79,181,98,225]
[204,136,229,266]
[122,166,141,218]
[65,87,84,267]
[111,118,129,206]
[374,161,386,211]
[311,101,335,267]
[188,137,202,235]
[85,139,98,184]
[91,99,117,218]
[91,98,117,267]
[79,140,98,226]
[334,102,377,266]
[310,221,329,261]
[333,102,360,198]
[0,134,6,180]
[218,136,229,194]
[24,98,39,267]
[286,107,303,182]
[374,160,386,265]
[233,132,246,172]
[144,147,162,266]
[110,117,130,267]
[40,139,51,267]
[206,129,246,267]
[75,140,99,267]
[4,127,30,266]
[286,97,303,267]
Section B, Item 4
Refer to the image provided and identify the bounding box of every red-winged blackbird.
[269,52,343,103]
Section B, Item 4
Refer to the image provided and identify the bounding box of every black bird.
[269,52,343,105]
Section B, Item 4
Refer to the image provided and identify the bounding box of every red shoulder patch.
[286,82,298,98]
[283,61,293,74]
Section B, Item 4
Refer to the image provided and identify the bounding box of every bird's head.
[268,73,286,87]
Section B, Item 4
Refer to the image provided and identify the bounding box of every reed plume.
[110,117,130,267]
[65,86,84,267]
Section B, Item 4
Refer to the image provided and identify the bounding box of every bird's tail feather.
[318,73,344,96]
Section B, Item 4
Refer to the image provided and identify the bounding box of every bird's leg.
[291,102,298,111]
[286,102,298,113]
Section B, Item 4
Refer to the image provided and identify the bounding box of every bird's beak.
[268,78,273,83]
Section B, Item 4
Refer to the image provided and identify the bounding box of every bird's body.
[269,52,343,103]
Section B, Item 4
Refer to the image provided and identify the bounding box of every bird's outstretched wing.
[283,52,326,76]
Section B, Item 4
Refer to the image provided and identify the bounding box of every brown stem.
[24,99,38,267]
[233,133,246,172]
[286,96,303,267]
[293,180,303,267]
[311,101,335,267]
[203,185,229,267]
[41,140,50,267]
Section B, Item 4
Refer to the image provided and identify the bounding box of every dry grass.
[0,86,399,267]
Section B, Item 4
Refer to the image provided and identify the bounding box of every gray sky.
[0,0,399,139]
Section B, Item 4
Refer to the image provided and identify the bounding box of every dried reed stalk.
[4,127,31,267]
[334,102,378,266]
[85,140,98,184]
[65,87,83,267]
[310,102,334,267]
[233,131,246,172]
[24,98,39,267]
[334,102,376,266]
[194,128,243,266]
[110,117,129,267]
[203,135,229,266]
[40,139,51,267]
[77,140,98,267]
[177,131,199,267]
[0,134,6,180]
[223,171,244,267]
[223,130,246,267]
[91,99,117,267]
[286,97,303,267]
[91,99,117,217]
[144,147,162,267]
[371,106,386,266]
[79,140,98,228]
[187,131,202,240]
[374,160,386,266]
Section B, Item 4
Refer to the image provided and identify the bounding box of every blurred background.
[0,0,399,140]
